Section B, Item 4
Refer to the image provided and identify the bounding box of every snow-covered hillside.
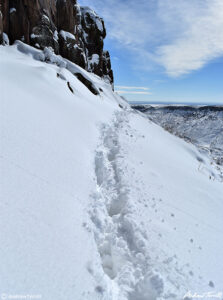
[1,44,223,300]
[133,105,223,170]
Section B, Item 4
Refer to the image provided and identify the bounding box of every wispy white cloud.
[79,0,223,77]
[156,0,223,76]
[115,86,150,90]
[115,85,152,95]
[116,91,152,95]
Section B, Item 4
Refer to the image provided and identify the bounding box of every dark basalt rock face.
[0,0,113,84]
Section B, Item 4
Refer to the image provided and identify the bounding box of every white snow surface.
[9,8,16,14]
[0,44,223,300]
[59,30,76,41]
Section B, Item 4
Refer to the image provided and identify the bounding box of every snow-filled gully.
[90,111,164,300]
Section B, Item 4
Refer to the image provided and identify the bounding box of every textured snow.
[2,33,9,45]
[0,44,223,300]
[59,30,75,41]
[88,54,100,71]
[0,43,125,299]
[53,30,59,42]
[81,6,104,33]
[90,54,100,64]
[10,8,16,14]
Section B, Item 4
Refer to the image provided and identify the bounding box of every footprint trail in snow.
[90,111,164,300]
[89,109,223,300]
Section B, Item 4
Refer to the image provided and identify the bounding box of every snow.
[42,14,50,23]
[3,33,9,45]
[81,6,104,33]
[115,112,223,298]
[0,43,223,300]
[90,54,100,65]
[88,54,100,71]
[95,19,104,33]
[59,30,75,41]
[0,43,125,299]
[53,30,59,42]
[10,8,16,14]
[92,110,223,299]
[81,6,98,17]
[136,105,223,169]
[30,33,40,39]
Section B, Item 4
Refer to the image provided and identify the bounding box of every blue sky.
[79,0,223,104]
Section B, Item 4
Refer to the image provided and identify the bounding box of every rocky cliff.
[0,0,113,84]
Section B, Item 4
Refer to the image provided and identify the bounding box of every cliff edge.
[0,0,113,83]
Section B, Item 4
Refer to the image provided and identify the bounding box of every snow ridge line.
[90,111,164,300]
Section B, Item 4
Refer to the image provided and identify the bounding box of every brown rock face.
[0,0,8,32]
[0,10,3,43]
[0,0,113,84]
[57,0,76,33]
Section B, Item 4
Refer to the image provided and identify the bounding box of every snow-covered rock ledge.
[0,0,113,83]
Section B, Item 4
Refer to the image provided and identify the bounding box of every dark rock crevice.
[0,0,113,84]
[74,72,99,95]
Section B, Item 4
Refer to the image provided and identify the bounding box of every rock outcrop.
[0,10,3,44]
[0,0,113,84]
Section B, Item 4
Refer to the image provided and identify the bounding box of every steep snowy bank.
[0,44,125,299]
[112,111,223,298]
[1,45,223,299]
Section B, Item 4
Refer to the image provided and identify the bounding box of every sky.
[79,0,223,104]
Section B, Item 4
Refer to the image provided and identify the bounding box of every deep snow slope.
[0,44,126,299]
[1,45,223,300]
[100,111,223,299]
